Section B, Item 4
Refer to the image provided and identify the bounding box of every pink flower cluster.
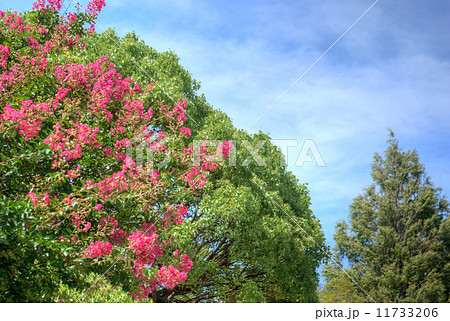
[1,101,52,141]
[0,11,31,34]
[54,61,98,87]
[99,216,118,230]
[0,69,15,92]
[178,254,193,272]
[29,55,49,73]
[59,145,82,162]
[42,193,50,205]
[66,170,77,179]
[183,167,207,187]
[218,140,233,159]
[201,160,218,172]
[93,203,102,211]
[55,86,71,101]
[94,170,128,199]
[45,122,100,163]
[128,231,163,273]
[83,241,113,259]
[103,147,113,156]
[44,123,86,164]
[163,205,188,226]
[32,0,62,12]
[69,211,81,229]
[0,44,10,69]
[156,265,187,290]
[172,99,188,123]
[86,0,106,18]
[69,123,100,146]
[25,192,52,207]
[123,100,148,121]
[179,127,191,138]
[54,58,136,115]
[149,141,168,155]
[110,229,127,245]
[26,192,38,207]
[67,12,77,25]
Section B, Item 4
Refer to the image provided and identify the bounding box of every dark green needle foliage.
[321,131,449,303]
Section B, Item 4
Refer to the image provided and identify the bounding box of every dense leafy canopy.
[0,1,326,302]
[72,16,327,305]
[321,132,450,303]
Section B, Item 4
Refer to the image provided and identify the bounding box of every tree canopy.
[0,0,326,302]
[321,132,450,303]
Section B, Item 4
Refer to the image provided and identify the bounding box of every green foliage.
[0,3,326,302]
[0,195,78,302]
[322,132,450,303]
[0,7,96,303]
[72,29,327,302]
[319,254,364,303]
[57,273,152,303]
[0,5,211,302]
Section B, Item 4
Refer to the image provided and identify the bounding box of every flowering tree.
[0,0,231,302]
[72,27,327,302]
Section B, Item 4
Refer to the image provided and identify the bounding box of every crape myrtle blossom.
[218,140,233,159]
[179,126,191,138]
[0,0,233,300]
[83,240,113,258]
[33,0,63,12]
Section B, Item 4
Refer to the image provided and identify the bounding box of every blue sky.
[4,0,450,270]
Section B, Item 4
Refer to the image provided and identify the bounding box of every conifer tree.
[321,131,449,302]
